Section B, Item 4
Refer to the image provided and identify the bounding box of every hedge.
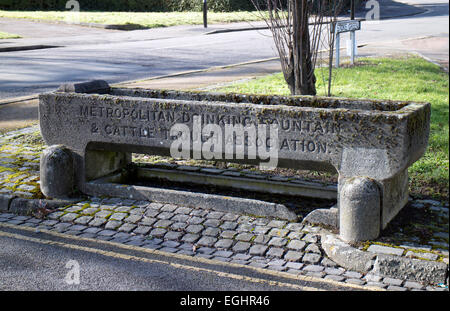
[0,0,253,12]
[0,0,362,12]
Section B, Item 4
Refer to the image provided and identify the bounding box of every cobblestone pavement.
[0,125,448,291]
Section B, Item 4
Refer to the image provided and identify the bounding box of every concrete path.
[359,34,449,70]
[0,18,268,49]
[0,16,121,39]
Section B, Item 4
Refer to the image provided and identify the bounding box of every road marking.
[113,57,280,85]
[0,222,383,291]
[0,229,319,291]
[0,95,38,106]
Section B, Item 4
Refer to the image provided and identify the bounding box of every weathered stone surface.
[268,237,288,247]
[60,212,79,222]
[185,224,204,234]
[287,239,306,251]
[213,250,233,258]
[339,177,380,242]
[367,244,405,256]
[117,223,137,233]
[164,231,183,241]
[403,281,425,290]
[154,219,173,228]
[203,227,220,237]
[181,234,200,243]
[149,228,167,238]
[268,228,289,237]
[232,242,251,253]
[214,239,234,249]
[284,251,303,262]
[0,194,14,212]
[89,217,108,227]
[220,230,237,239]
[196,236,217,247]
[57,80,110,94]
[39,84,430,240]
[74,216,93,225]
[372,254,448,284]
[124,214,142,224]
[305,243,321,254]
[40,145,74,198]
[235,232,254,242]
[253,234,271,244]
[321,233,376,273]
[382,277,403,286]
[109,212,128,221]
[249,244,268,256]
[303,265,325,272]
[105,220,122,230]
[405,251,439,261]
[220,221,238,231]
[266,247,285,258]
[302,253,322,264]
[302,207,338,229]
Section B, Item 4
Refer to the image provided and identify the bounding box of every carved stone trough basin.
[39,80,430,242]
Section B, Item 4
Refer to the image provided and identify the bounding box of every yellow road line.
[113,57,280,86]
[0,229,318,291]
[0,222,383,291]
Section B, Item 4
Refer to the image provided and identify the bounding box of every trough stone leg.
[338,169,409,242]
[40,145,74,199]
[377,169,409,229]
[40,145,131,199]
[84,149,131,181]
[338,176,381,242]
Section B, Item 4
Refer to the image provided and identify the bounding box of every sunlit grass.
[0,31,21,39]
[0,10,265,28]
[215,56,449,198]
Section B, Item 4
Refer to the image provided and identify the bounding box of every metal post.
[350,31,355,65]
[350,0,355,20]
[203,0,208,28]
[335,32,340,68]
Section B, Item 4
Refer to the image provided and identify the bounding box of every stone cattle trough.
[38,80,430,242]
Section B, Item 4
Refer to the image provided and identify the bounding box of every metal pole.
[350,0,355,20]
[350,31,355,65]
[203,0,207,28]
[335,32,340,68]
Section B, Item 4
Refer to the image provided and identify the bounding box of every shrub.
[0,0,256,12]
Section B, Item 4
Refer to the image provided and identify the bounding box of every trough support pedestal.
[40,145,131,199]
[338,169,409,243]
[338,176,381,242]
[40,145,74,199]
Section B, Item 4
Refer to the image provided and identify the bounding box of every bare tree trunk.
[251,0,344,96]
[289,0,316,95]
[252,0,324,96]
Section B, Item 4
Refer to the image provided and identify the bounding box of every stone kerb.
[38,80,431,242]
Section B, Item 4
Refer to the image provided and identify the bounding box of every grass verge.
[0,10,264,28]
[214,55,449,200]
[0,31,21,39]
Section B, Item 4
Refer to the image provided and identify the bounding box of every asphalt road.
[0,0,448,99]
[0,223,369,292]
[0,28,279,99]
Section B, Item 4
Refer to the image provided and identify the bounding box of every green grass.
[0,10,264,28]
[215,56,449,199]
[0,31,21,39]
